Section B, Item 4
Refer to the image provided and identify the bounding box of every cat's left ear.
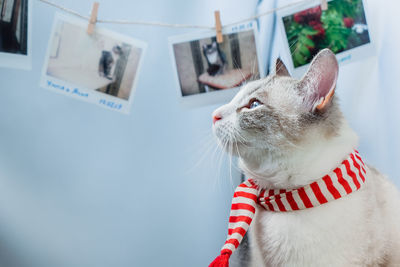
[275,58,290,77]
[299,49,338,112]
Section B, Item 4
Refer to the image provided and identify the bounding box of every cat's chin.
[238,149,278,172]
[238,157,283,186]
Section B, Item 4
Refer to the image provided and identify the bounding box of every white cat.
[212,49,400,266]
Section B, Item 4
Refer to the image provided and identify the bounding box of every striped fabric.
[210,150,367,267]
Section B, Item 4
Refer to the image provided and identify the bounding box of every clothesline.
[38,0,315,29]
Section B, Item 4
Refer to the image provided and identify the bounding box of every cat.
[202,41,226,76]
[98,45,122,81]
[212,49,400,266]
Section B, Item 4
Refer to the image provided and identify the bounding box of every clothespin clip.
[214,10,223,43]
[87,2,99,35]
[320,0,328,11]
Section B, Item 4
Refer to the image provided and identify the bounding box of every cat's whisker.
[230,146,244,176]
[235,136,249,148]
[216,138,230,187]
[215,128,246,188]
[192,130,216,153]
[221,134,245,179]
[211,139,224,189]
[213,137,225,165]
[275,38,298,75]
[251,56,258,81]
[228,129,242,185]
[228,141,234,187]
[195,133,215,151]
[208,132,224,161]
[233,130,252,149]
[190,139,218,172]
[185,132,221,176]
[234,141,242,164]
[232,57,246,84]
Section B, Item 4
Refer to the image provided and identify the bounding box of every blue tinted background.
[0,0,398,266]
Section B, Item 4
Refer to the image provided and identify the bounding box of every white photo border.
[277,0,375,78]
[168,21,265,107]
[0,0,32,70]
[40,13,147,114]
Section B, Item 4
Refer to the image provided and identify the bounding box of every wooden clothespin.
[214,10,223,43]
[320,0,328,11]
[87,2,99,35]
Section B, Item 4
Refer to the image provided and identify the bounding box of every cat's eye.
[248,98,262,109]
[249,100,261,109]
[238,98,263,112]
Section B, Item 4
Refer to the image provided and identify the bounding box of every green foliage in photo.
[283,0,369,67]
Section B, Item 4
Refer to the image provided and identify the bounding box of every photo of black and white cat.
[0,0,28,55]
[202,41,227,76]
[98,45,122,81]
[41,14,147,113]
[97,45,129,96]
[169,22,263,104]
[0,0,32,69]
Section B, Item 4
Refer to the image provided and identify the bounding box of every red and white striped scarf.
[209,150,366,267]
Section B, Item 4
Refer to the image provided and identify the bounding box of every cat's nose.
[213,115,222,124]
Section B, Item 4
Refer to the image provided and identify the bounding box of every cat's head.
[203,41,218,54]
[212,49,343,166]
[112,45,122,55]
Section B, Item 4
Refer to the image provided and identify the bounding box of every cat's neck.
[239,121,359,189]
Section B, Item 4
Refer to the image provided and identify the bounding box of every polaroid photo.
[41,13,147,114]
[0,0,32,70]
[278,0,374,77]
[169,21,265,107]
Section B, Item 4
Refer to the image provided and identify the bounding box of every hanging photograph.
[0,0,32,70]
[40,14,147,114]
[278,0,374,76]
[169,21,264,106]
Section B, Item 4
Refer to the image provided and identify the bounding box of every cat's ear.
[275,58,290,77]
[299,49,338,112]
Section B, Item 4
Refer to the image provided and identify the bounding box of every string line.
[38,0,315,29]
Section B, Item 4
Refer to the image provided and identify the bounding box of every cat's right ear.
[275,58,290,77]
[298,49,339,112]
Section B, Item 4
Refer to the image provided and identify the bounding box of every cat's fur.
[212,49,400,266]
[202,41,226,76]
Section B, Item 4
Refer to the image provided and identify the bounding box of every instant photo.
[0,0,32,69]
[41,14,147,114]
[169,21,264,106]
[278,0,373,76]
